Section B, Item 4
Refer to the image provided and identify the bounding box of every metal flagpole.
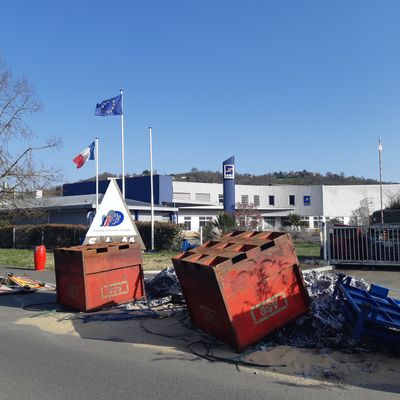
[95,137,99,211]
[379,136,383,224]
[120,89,125,198]
[149,127,155,252]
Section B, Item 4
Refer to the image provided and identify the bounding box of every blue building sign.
[224,164,235,179]
[304,196,311,206]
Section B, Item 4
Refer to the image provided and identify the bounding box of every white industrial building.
[172,181,400,232]
[7,177,400,233]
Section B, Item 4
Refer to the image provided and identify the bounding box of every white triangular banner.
[84,179,145,248]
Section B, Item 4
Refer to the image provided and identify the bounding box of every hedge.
[0,224,88,249]
[0,222,183,251]
[136,221,183,252]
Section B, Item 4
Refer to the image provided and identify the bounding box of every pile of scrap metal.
[270,270,374,352]
[335,274,400,346]
[0,272,55,294]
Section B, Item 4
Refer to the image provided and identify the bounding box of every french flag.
[73,141,95,169]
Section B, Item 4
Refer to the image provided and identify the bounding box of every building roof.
[0,194,178,212]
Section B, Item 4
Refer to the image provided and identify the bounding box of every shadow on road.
[1,288,399,396]
[1,264,400,395]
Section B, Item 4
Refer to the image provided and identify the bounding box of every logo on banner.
[100,210,124,227]
[84,179,145,248]
[224,164,235,179]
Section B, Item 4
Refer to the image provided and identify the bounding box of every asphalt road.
[1,266,399,400]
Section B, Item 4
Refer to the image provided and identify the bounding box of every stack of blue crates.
[335,275,400,343]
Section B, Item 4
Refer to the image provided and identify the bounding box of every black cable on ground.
[22,302,73,312]
[139,319,198,341]
[188,340,287,368]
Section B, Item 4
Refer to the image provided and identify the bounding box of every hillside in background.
[55,169,391,193]
[171,169,390,185]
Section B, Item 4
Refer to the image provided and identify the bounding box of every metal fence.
[328,225,400,265]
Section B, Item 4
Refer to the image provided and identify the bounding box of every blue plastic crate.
[335,275,400,343]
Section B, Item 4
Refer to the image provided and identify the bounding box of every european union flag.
[95,94,123,116]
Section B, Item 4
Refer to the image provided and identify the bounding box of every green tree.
[281,213,307,228]
[208,212,237,237]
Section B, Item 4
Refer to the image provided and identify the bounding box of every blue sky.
[1,0,400,183]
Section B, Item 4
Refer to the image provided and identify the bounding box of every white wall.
[173,181,400,231]
[177,209,219,232]
[323,184,400,219]
[132,211,171,222]
[173,181,323,216]
[173,182,222,204]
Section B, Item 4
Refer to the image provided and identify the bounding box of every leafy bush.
[199,213,237,242]
[281,213,308,228]
[136,221,183,252]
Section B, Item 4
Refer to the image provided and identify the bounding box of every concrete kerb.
[305,265,333,272]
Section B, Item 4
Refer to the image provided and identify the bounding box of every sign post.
[84,179,144,248]
[223,156,235,214]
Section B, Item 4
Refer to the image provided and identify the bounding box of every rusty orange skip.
[54,242,144,312]
[172,231,310,352]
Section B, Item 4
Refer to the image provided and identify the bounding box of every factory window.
[301,217,310,228]
[253,195,260,207]
[264,217,275,228]
[313,216,320,229]
[184,217,191,230]
[269,195,275,206]
[195,193,211,202]
[218,194,224,204]
[289,195,295,206]
[199,216,213,228]
[241,195,249,205]
[174,192,190,201]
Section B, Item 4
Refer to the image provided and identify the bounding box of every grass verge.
[0,248,175,272]
[294,242,321,260]
[0,242,321,273]
[0,248,54,270]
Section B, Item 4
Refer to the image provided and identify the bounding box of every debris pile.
[144,267,183,306]
[270,270,372,352]
[144,268,378,352]
[6,264,389,354]
[0,272,55,294]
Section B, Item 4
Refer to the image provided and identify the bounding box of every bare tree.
[235,202,263,231]
[0,58,61,209]
[349,207,370,226]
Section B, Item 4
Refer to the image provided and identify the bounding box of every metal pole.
[95,137,99,211]
[120,89,125,198]
[323,221,327,261]
[149,127,155,252]
[379,136,383,224]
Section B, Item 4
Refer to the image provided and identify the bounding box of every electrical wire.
[22,302,70,312]
[187,340,287,368]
